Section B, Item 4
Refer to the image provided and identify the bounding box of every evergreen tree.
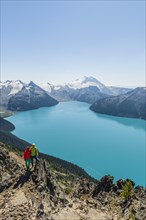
[120,180,134,201]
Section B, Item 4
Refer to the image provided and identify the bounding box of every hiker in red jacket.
[24,146,31,170]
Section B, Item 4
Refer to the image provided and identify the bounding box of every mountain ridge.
[90,87,146,120]
[38,76,132,103]
[1,77,133,109]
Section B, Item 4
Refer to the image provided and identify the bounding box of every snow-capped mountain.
[39,76,132,104]
[0,80,25,95]
[38,82,73,102]
[0,80,25,108]
[0,77,133,110]
[65,76,132,95]
[0,80,58,111]
[39,76,110,103]
[66,76,106,90]
[90,87,146,119]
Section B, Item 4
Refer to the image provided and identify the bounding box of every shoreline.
[2,104,146,121]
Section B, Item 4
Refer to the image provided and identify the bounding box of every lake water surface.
[7,101,146,186]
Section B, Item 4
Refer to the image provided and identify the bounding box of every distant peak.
[14,80,24,84]
[4,80,13,83]
[74,76,105,86]
[28,81,37,86]
[45,82,52,86]
[83,76,96,79]
[66,76,106,90]
[82,76,99,82]
[3,80,24,84]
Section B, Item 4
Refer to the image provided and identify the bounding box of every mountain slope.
[7,81,58,111]
[0,117,15,132]
[0,141,145,220]
[0,80,58,111]
[69,86,109,104]
[90,87,146,119]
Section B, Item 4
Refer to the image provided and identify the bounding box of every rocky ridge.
[0,142,146,220]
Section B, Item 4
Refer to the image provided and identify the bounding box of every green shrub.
[120,180,134,201]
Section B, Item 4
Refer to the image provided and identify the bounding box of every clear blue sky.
[1,0,145,87]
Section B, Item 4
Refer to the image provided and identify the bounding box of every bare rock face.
[0,142,146,220]
[92,175,114,197]
[0,147,21,193]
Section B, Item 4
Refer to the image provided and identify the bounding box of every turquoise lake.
[7,101,146,186]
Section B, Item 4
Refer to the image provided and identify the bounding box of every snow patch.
[8,81,24,95]
[0,80,24,95]
[66,76,105,90]
[54,86,62,90]
[39,82,54,92]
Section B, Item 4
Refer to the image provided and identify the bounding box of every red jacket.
[24,148,31,160]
